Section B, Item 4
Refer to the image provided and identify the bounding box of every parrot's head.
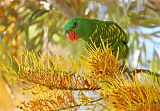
[63,17,94,42]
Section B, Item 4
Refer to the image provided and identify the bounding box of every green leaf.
[30,9,49,23]
[28,24,37,39]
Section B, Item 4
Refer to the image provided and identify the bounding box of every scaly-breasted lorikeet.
[63,17,129,60]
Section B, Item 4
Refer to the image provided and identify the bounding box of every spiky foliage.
[1,40,160,111]
[1,50,101,110]
[81,40,121,85]
[80,40,160,110]
[1,50,100,90]
[100,74,160,111]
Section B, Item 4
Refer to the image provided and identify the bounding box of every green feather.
[63,17,129,59]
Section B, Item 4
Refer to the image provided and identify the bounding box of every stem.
[54,98,103,111]
[132,69,160,76]
[20,78,100,91]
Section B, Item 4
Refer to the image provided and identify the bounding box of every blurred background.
[0,0,160,110]
[0,0,160,71]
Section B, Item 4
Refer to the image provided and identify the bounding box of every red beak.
[66,31,78,42]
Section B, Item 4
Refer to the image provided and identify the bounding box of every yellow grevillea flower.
[80,39,121,84]
[100,74,160,111]
[14,50,89,90]
[1,50,99,90]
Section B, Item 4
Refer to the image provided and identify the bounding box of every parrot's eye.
[73,22,78,27]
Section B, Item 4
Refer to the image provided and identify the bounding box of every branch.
[131,69,160,77]
[54,98,103,111]
[19,77,100,91]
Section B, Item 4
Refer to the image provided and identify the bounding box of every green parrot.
[63,17,129,60]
